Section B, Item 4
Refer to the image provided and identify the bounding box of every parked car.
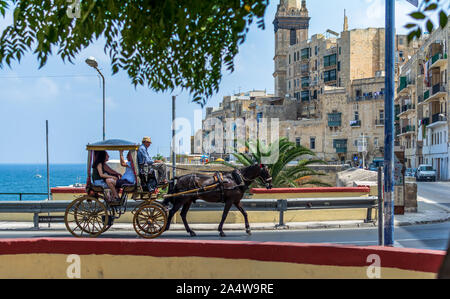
[416,165,437,182]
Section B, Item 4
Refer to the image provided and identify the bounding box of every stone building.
[197,0,424,167]
[395,24,449,180]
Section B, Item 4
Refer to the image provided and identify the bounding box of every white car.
[416,165,437,182]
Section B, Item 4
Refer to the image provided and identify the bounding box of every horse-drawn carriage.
[64,139,273,239]
[64,139,168,239]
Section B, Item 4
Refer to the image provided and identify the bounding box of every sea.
[0,164,86,201]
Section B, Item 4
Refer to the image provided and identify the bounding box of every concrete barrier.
[1,186,374,224]
[0,238,444,279]
[250,187,370,199]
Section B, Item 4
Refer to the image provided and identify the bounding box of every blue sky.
[0,0,423,163]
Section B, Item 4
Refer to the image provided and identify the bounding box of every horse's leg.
[234,201,251,235]
[180,200,196,237]
[165,199,184,232]
[218,200,233,237]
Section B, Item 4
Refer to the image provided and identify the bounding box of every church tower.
[273,0,310,97]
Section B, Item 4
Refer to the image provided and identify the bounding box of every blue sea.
[0,164,86,201]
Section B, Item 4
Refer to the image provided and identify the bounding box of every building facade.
[396,26,449,180]
[197,1,450,177]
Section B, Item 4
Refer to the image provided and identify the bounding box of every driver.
[138,137,163,193]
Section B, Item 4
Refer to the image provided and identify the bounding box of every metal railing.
[0,197,378,229]
[0,193,49,201]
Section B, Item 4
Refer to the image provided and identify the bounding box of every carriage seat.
[90,181,136,194]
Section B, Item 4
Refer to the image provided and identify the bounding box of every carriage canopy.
[86,139,140,151]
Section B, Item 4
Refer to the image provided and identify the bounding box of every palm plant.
[211,138,331,188]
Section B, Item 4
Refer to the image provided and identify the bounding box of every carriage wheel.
[133,203,167,239]
[64,196,109,238]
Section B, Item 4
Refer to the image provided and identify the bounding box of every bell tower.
[273,0,310,97]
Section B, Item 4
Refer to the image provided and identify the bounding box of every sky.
[0,0,427,164]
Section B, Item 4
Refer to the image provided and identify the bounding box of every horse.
[164,163,272,237]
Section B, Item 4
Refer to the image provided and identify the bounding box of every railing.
[401,104,415,113]
[301,96,310,102]
[0,193,49,201]
[350,120,361,127]
[348,94,384,102]
[432,113,447,123]
[0,197,378,229]
[431,52,447,65]
[401,125,415,134]
[432,83,446,95]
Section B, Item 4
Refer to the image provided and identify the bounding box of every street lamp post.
[85,57,106,141]
[384,0,395,246]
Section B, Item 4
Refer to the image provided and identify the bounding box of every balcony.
[428,113,448,129]
[350,120,361,127]
[328,113,342,127]
[430,52,448,69]
[301,82,310,89]
[424,84,447,103]
[333,139,348,154]
[398,103,415,118]
[397,76,414,95]
[400,125,415,135]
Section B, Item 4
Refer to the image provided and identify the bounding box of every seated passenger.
[92,150,121,201]
[116,150,136,189]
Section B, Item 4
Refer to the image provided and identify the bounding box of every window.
[380,110,385,121]
[354,111,359,121]
[324,54,337,67]
[324,69,337,82]
[296,138,301,146]
[290,29,296,46]
[337,61,341,71]
[310,137,316,150]
[374,137,379,147]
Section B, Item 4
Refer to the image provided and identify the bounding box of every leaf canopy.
[0,0,269,105]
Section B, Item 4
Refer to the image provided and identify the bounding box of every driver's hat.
[142,137,152,143]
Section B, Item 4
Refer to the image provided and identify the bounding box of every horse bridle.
[240,165,272,185]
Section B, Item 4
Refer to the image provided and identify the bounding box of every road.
[417,181,450,207]
[0,181,448,251]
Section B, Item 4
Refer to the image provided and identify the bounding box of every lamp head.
[85,56,98,68]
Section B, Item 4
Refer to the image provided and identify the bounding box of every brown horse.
[164,164,272,237]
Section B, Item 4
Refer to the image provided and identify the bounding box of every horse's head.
[258,164,272,190]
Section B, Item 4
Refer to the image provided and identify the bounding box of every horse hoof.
[246,229,252,236]
[219,232,226,237]
[189,231,196,237]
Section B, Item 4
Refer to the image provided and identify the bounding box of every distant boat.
[34,174,43,179]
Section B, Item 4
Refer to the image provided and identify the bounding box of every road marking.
[417,196,450,212]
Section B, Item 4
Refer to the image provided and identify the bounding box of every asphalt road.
[417,181,450,207]
[0,222,448,251]
[0,181,448,251]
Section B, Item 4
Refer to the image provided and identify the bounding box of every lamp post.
[85,56,106,141]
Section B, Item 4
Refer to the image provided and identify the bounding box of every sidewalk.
[0,198,448,232]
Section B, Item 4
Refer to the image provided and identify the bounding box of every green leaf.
[409,12,426,20]
[440,11,448,29]
[424,3,438,11]
[426,20,434,33]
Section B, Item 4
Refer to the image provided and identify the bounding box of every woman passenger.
[92,151,121,202]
